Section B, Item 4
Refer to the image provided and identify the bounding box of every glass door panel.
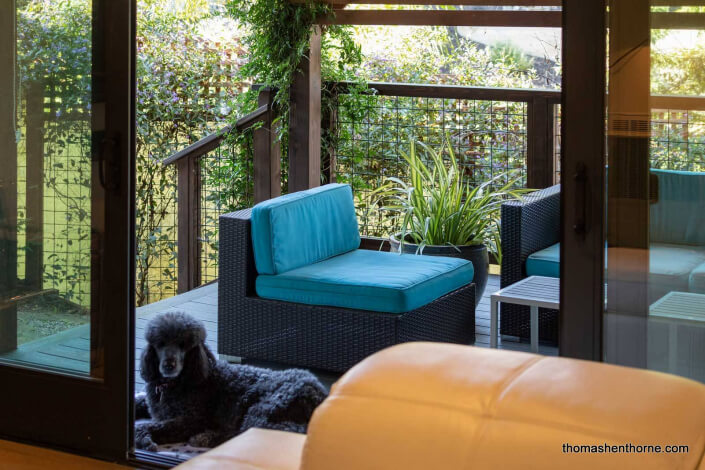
[1,0,96,375]
[0,0,132,459]
[604,0,705,382]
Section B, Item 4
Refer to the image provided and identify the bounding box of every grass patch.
[16,293,89,345]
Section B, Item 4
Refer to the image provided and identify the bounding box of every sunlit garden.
[12,0,705,328]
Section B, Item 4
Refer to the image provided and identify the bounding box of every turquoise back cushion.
[650,170,705,246]
[251,184,361,275]
[526,243,560,278]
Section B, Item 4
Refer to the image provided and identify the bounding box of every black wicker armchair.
[217,209,476,373]
[500,185,561,344]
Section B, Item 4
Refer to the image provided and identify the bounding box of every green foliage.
[17,0,705,308]
[16,0,248,306]
[17,0,91,110]
[225,0,360,109]
[489,42,535,78]
[332,27,536,237]
[350,26,538,87]
[135,0,246,305]
[650,30,705,173]
[223,0,362,176]
[652,35,705,96]
[16,0,93,304]
[372,137,528,262]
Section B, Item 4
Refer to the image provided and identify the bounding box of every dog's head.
[140,311,213,384]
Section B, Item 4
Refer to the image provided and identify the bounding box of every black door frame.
[0,0,135,462]
[559,0,606,361]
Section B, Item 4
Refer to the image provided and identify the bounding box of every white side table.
[648,291,705,377]
[490,276,560,353]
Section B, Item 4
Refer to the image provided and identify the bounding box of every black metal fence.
[651,107,705,172]
[330,82,561,237]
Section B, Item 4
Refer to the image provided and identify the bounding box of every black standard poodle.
[134,311,327,451]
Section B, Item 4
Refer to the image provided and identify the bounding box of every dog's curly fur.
[135,311,327,451]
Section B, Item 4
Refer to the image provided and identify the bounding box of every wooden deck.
[1,275,558,390]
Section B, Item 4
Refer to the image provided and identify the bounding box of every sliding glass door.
[0,0,134,459]
[562,0,705,383]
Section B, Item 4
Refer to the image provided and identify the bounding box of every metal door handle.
[574,162,588,236]
[99,136,120,192]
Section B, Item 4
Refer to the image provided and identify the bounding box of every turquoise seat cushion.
[648,244,705,301]
[256,249,474,314]
[649,244,705,291]
[251,184,361,275]
[690,262,705,294]
[526,243,560,278]
[650,169,705,246]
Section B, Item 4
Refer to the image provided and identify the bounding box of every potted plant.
[373,137,528,304]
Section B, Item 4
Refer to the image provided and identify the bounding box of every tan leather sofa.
[176,343,705,470]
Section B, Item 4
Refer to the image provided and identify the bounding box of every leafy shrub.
[135,0,246,305]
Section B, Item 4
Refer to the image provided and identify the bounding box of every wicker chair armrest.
[500,185,560,288]
[219,209,256,298]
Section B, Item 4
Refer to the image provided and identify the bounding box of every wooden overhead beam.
[321,9,561,26]
[296,0,705,5]
[650,0,705,5]
[318,9,705,29]
[295,0,561,4]
[651,95,705,110]
[651,12,705,29]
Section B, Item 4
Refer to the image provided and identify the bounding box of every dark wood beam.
[650,0,705,5]
[0,0,17,353]
[651,11,705,29]
[322,9,561,26]
[288,27,322,192]
[253,88,282,203]
[176,156,201,294]
[559,0,605,361]
[24,81,44,290]
[650,95,705,110]
[527,97,555,189]
[296,0,562,5]
[331,81,561,101]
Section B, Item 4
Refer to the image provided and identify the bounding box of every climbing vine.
[224,0,363,142]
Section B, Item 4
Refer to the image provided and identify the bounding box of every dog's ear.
[140,345,160,383]
[185,343,214,384]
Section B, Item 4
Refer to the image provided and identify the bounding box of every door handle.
[99,136,120,192]
[573,162,589,237]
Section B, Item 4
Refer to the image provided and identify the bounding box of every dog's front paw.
[135,425,158,452]
[135,392,151,420]
[188,430,220,448]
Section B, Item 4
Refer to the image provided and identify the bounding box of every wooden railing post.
[25,81,45,290]
[527,96,556,189]
[176,155,201,294]
[253,88,281,203]
[288,27,322,192]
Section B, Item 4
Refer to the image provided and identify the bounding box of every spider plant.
[373,136,529,262]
